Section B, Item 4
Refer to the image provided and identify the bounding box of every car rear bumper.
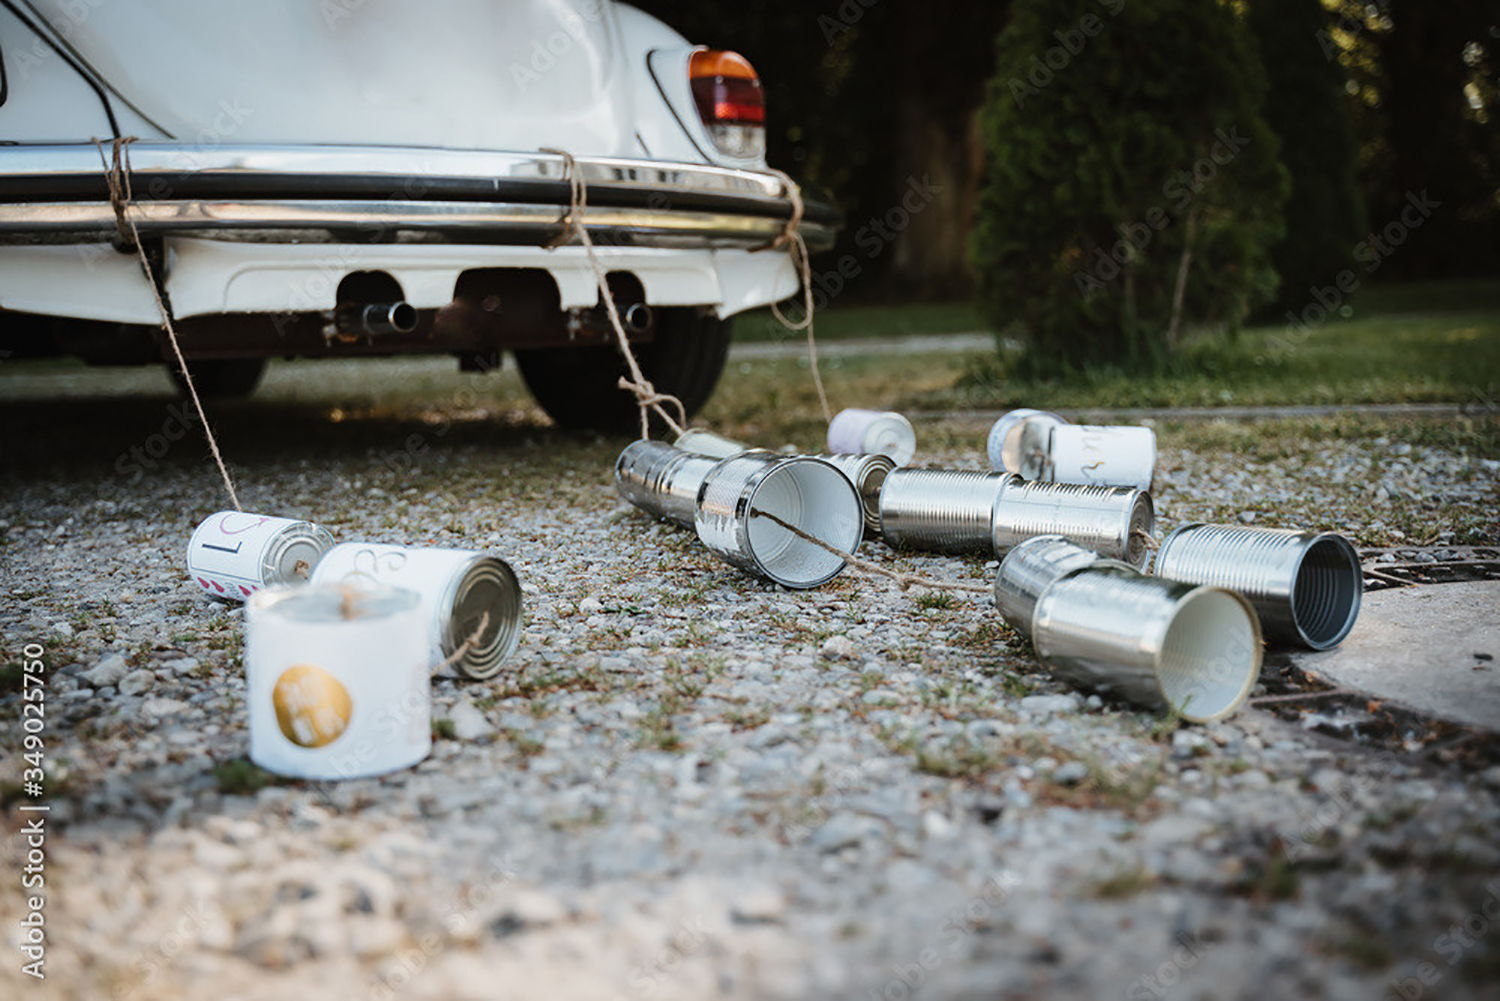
[0,144,839,251]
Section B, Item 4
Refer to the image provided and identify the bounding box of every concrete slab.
[1291,581,1500,730]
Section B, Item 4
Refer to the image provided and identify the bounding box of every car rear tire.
[168,358,267,399]
[515,308,732,433]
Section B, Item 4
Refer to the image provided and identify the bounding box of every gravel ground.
[2,355,1499,1000]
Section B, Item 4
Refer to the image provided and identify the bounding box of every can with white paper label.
[310,543,523,680]
[186,511,334,601]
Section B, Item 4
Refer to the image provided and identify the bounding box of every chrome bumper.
[0,144,839,250]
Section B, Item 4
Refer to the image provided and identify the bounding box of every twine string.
[96,136,243,512]
[748,508,991,595]
[432,610,492,676]
[755,168,831,423]
[539,147,687,439]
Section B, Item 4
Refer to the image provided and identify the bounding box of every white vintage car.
[0,0,835,428]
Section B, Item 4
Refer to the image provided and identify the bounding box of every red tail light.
[689,49,766,159]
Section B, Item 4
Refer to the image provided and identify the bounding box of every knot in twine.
[539,147,687,440]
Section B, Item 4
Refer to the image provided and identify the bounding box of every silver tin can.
[1033,565,1263,722]
[695,452,864,589]
[673,428,752,459]
[991,478,1155,569]
[986,408,1064,479]
[987,408,1156,490]
[186,511,333,601]
[817,452,896,536]
[310,543,523,680]
[615,440,720,528]
[993,535,1131,633]
[1153,523,1362,650]
[879,469,1016,552]
[827,408,917,466]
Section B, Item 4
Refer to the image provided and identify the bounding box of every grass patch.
[1089,866,1158,899]
[732,300,986,343]
[213,758,285,796]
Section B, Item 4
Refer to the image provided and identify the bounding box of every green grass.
[731,300,986,343]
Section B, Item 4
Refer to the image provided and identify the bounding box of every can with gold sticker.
[246,584,430,779]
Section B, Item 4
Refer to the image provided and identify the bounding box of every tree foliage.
[1246,0,1367,316]
[971,0,1289,375]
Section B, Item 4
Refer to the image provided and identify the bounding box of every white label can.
[826,408,916,466]
[310,543,523,680]
[1049,425,1156,491]
[246,584,430,780]
[186,511,334,601]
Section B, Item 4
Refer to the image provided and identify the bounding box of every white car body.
[0,0,834,424]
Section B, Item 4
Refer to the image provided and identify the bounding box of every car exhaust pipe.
[334,302,419,338]
[623,302,653,335]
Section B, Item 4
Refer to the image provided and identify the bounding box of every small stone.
[1238,510,1258,524]
[861,689,900,707]
[163,656,201,675]
[1053,761,1090,786]
[730,885,786,924]
[118,669,155,697]
[1481,766,1500,792]
[810,811,881,853]
[1171,730,1210,758]
[51,621,75,639]
[83,653,128,687]
[1020,693,1080,717]
[921,810,955,840]
[448,698,496,741]
[140,697,188,719]
[578,597,604,614]
[821,635,856,661]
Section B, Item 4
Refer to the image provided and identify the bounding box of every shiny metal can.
[991,478,1155,569]
[992,535,1131,633]
[1032,565,1263,723]
[986,408,1065,479]
[673,428,752,459]
[186,510,333,601]
[817,452,896,536]
[695,452,864,589]
[1153,523,1362,650]
[879,468,1015,553]
[827,408,917,466]
[311,543,523,680]
[987,408,1156,490]
[615,440,721,527]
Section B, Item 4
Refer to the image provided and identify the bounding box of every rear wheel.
[515,308,732,432]
[168,358,267,399]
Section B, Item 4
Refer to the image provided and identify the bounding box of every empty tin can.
[310,543,523,680]
[1031,565,1263,723]
[1153,523,1362,650]
[827,408,917,466]
[246,584,431,779]
[988,409,1156,490]
[697,452,864,589]
[991,478,1155,569]
[879,469,1016,552]
[615,440,720,527]
[818,452,896,536]
[673,428,752,459]
[986,408,1064,479]
[992,535,1131,633]
[186,511,334,601]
